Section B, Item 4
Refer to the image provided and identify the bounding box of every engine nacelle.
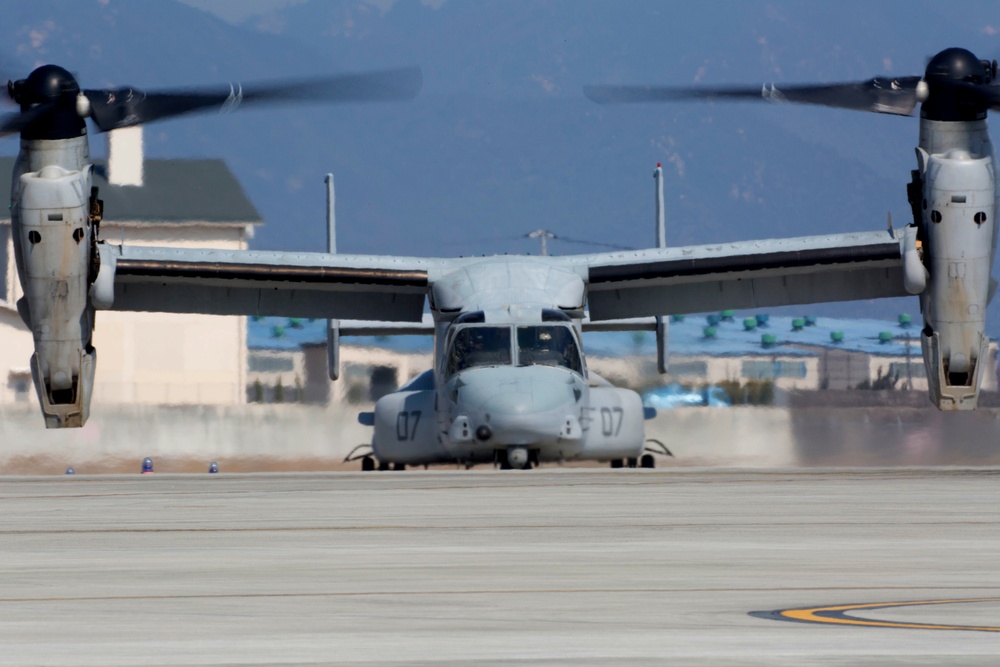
[914,118,998,410]
[579,386,645,460]
[17,164,97,427]
[372,389,452,465]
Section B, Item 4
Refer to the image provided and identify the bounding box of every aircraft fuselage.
[368,259,650,468]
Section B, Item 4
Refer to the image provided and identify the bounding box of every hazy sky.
[177,0,449,24]
[177,0,308,24]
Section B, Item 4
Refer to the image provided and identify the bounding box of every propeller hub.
[921,47,992,122]
[924,47,990,85]
[6,65,86,141]
[10,65,80,109]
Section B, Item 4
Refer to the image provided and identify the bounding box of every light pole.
[527,228,556,256]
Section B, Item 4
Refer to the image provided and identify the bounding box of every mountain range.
[2,0,999,331]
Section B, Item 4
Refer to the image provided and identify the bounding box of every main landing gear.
[609,456,650,469]
[374,458,405,471]
[344,446,405,472]
[609,440,673,469]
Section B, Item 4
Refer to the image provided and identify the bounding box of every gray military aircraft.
[2,47,997,471]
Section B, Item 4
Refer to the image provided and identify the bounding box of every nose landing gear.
[506,446,529,469]
[497,446,535,470]
[344,445,405,472]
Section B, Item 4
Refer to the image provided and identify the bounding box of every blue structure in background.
[248,313,921,358]
[247,312,932,410]
[642,383,732,409]
[248,317,430,353]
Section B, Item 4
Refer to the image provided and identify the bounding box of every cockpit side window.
[446,326,512,376]
[516,325,583,374]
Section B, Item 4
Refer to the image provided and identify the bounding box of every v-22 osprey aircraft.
[3,47,998,471]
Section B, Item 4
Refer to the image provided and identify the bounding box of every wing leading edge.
[103,245,438,322]
[574,230,908,321]
[102,230,909,323]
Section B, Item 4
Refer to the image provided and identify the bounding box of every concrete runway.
[1,469,999,665]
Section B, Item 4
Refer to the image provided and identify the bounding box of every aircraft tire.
[361,456,375,472]
[378,460,390,471]
[627,457,638,468]
[393,463,406,471]
[640,454,655,469]
[610,459,623,469]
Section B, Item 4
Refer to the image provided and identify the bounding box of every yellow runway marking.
[756,598,1000,632]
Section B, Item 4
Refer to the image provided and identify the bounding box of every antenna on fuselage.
[326,173,341,381]
[654,163,669,374]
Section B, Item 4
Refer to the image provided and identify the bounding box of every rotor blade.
[83,67,423,132]
[924,77,1000,114]
[585,76,923,116]
[967,82,1000,111]
[985,87,1000,111]
[0,103,56,137]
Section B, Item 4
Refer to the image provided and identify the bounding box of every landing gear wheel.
[499,459,512,470]
[627,457,638,469]
[610,459,623,469]
[378,460,390,471]
[361,456,375,472]
[393,463,406,471]
[640,454,655,469]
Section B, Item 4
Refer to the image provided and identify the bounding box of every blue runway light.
[141,457,154,474]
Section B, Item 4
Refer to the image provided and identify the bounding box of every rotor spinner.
[925,48,995,86]
[7,64,86,140]
[8,64,80,108]
[921,48,999,121]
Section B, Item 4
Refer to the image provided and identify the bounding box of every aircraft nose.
[481,390,538,415]
[461,368,575,415]
[455,367,579,444]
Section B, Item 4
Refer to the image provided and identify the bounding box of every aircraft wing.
[103,244,439,322]
[580,316,658,332]
[339,313,436,336]
[571,230,910,321]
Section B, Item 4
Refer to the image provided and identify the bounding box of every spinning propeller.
[585,47,1000,121]
[2,64,422,140]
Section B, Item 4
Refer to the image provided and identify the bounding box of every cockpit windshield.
[516,325,583,374]
[446,326,512,375]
